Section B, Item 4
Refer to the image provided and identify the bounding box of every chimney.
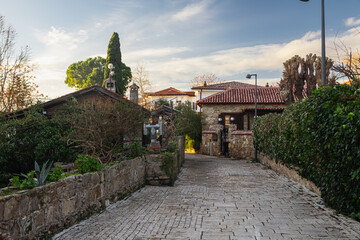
[130,83,139,104]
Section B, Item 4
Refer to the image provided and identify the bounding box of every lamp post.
[108,63,115,92]
[246,73,258,162]
[301,0,326,86]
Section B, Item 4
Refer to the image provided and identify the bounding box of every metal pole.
[254,74,258,162]
[255,74,258,120]
[109,73,112,91]
[321,0,326,86]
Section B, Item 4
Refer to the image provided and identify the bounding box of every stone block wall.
[200,131,221,156]
[0,148,185,240]
[258,153,321,196]
[177,136,185,166]
[0,157,145,240]
[145,152,181,186]
[228,131,254,160]
[201,103,285,130]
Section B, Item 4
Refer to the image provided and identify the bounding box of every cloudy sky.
[1,0,360,99]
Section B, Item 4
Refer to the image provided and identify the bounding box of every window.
[107,82,114,88]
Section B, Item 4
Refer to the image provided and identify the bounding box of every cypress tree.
[104,32,129,94]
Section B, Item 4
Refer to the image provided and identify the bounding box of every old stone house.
[13,84,143,118]
[191,81,256,112]
[197,87,286,159]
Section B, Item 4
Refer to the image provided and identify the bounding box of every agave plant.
[34,160,53,186]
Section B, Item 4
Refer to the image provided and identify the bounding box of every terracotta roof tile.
[197,87,284,105]
[191,81,258,90]
[202,130,217,134]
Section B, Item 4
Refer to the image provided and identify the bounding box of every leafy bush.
[0,105,76,187]
[47,165,65,182]
[175,102,204,151]
[166,141,178,152]
[128,141,142,159]
[253,84,360,220]
[75,154,103,174]
[9,171,36,190]
[160,152,176,184]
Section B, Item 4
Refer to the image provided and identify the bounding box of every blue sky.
[1,0,360,99]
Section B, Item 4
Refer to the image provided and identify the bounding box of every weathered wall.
[0,157,145,240]
[258,153,321,196]
[228,131,254,160]
[0,148,185,240]
[200,103,284,157]
[146,136,184,185]
[200,131,220,156]
[201,103,285,130]
[146,152,181,186]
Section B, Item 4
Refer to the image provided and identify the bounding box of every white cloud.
[172,0,211,21]
[126,47,190,61]
[33,27,91,99]
[30,8,360,99]
[140,28,360,92]
[345,17,360,27]
[40,26,88,50]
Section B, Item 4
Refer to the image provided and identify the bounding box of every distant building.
[143,87,196,110]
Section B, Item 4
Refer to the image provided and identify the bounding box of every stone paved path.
[54,154,360,240]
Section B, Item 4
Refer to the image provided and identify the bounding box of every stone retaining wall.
[200,131,220,156]
[229,131,254,160]
[258,153,321,196]
[0,145,185,240]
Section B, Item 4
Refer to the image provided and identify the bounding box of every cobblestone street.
[54,154,360,240]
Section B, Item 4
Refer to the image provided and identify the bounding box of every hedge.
[253,84,360,220]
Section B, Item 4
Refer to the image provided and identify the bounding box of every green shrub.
[75,154,103,174]
[253,84,360,220]
[175,102,204,151]
[0,104,77,187]
[160,152,175,184]
[128,141,142,159]
[47,165,65,182]
[9,171,36,190]
[166,141,178,152]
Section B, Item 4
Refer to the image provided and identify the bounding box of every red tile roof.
[191,81,258,90]
[243,107,286,111]
[146,87,195,97]
[9,85,149,118]
[202,130,217,134]
[232,130,253,135]
[197,87,284,105]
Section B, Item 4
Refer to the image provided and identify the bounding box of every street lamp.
[301,0,326,86]
[246,73,258,162]
[108,63,115,92]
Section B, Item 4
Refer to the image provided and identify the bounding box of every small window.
[107,82,114,88]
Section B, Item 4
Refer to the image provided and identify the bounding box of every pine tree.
[104,32,130,94]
